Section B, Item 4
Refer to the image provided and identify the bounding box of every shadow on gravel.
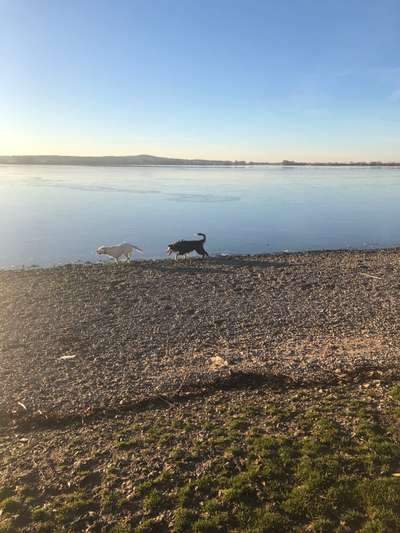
[210,258,292,269]
[3,363,398,433]
[138,257,293,273]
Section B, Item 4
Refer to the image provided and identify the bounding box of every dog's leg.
[200,246,209,258]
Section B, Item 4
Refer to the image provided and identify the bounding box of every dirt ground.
[1,249,400,428]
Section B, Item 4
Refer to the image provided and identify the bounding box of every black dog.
[167,233,209,259]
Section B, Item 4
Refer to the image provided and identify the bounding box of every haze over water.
[1,164,400,268]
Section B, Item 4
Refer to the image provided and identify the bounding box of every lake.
[1,164,400,267]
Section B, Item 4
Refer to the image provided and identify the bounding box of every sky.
[1,0,400,162]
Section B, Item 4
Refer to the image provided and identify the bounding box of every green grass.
[31,507,51,522]
[0,497,26,515]
[116,436,143,450]
[0,488,13,502]
[55,492,96,523]
[1,382,400,531]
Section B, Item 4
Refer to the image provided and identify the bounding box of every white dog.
[97,242,143,262]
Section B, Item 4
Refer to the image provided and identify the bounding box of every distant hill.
[0,155,399,167]
[0,154,247,166]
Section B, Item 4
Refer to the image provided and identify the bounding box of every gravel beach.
[1,249,400,426]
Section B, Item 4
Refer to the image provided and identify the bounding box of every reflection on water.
[1,164,400,267]
[167,193,240,202]
[25,176,161,195]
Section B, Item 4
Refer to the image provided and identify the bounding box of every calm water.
[1,164,400,267]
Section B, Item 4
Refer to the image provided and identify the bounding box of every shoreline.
[3,245,400,272]
[1,247,400,427]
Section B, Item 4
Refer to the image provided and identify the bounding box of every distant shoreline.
[0,154,399,167]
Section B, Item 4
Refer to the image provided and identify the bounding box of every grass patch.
[389,383,400,401]
[0,488,13,502]
[0,497,26,515]
[55,492,95,523]
[31,507,52,522]
[116,436,143,450]
[3,383,400,531]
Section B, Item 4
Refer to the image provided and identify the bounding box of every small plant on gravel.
[31,507,52,522]
[0,497,25,515]
[192,513,231,533]
[116,436,143,450]
[56,492,95,523]
[101,490,124,513]
[172,507,198,532]
[109,519,131,532]
[142,488,168,513]
[135,517,165,532]
[389,383,400,401]
[16,485,37,498]
[0,487,13,501]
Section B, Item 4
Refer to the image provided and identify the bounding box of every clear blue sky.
[1,0,400,161]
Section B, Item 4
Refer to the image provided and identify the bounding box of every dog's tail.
[197,233,206,242]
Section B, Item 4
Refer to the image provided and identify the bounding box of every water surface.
[1,164,400,267]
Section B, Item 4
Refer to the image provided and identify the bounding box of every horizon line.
[1,153,400,165]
